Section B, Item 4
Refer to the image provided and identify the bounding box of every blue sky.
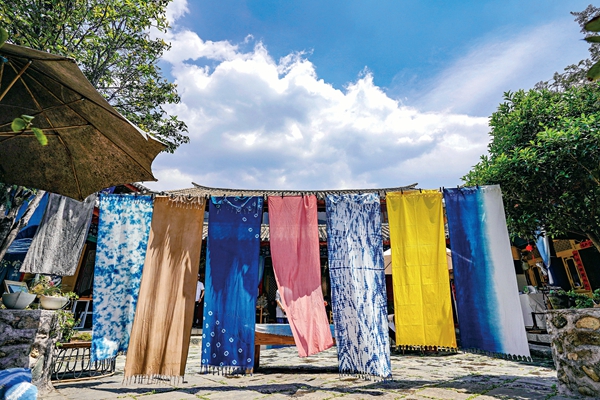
[146,0,593,192]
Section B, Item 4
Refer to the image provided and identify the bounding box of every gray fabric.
[20,193,96,275]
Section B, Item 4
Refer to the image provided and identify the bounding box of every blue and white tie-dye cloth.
[202,196,263,374]
[91,194,154,362]
[325,193,391,379]
[444,186,530,359]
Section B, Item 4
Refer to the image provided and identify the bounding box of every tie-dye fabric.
[91,194,154,362]
[202,196,263,374]
[325,193,391,379]
[268,196,333,357]
[20,193,96,275]
[443,185,529,358]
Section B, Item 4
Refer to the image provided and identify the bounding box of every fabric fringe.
[161,194,206,209]
[396,345,459,353]
[200,365,253,376]
[338,368,392,382]
[122,374,184,385]
[460,347,533,362]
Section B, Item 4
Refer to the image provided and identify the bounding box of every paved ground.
[43,343,574,400]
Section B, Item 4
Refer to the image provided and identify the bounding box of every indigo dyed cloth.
[443,185,529,358]
[20,193,96,275]
[202,196,263,374]
[387,191,456,349]
[268,196,333,357]
[91,194,153,362]
[325,193,391,379]
[125,196,206,382]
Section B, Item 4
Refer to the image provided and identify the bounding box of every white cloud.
[414,20,589,115]
[144,28,490,192]
[165,0,189,25]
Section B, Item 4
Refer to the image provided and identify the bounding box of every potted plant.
[30,276,78,310]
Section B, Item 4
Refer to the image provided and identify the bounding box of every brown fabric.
[124,196,205,382]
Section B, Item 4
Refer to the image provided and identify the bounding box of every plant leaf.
[11,118,26,132]
[585,36,600,43]
[587,60,600,81]
[0,27,7,47]
[585,15,600,32]
[32,127,48,146]
[20,115,35,123]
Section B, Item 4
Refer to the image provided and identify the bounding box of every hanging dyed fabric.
[124,196,205,383]
[20,193,96,275]
[387,190,456,350]
[325,193,391,380]
[268,196,333,357]
[91,194,153,362]
[443,185,529,358]
[202,196,263,374]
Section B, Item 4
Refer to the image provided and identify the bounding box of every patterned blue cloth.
[202,196,263,373]
[444,186,530,358]
[91,194,154,362]
[325,194,391,379]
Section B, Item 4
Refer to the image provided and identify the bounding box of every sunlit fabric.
[443,185,529,358]
[387,190,456,349]
[91,194,153,362]
[268,195,333,357]
[325,193,391,380]
[202,196,263,374]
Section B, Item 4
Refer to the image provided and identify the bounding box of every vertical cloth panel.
[124,196,206,382]
[325,194,391,379]
[91,194,153,362]
[202,196,263,374]
[268,196,334,357]
[387,191,456,349]
[443,185,529,358]
[20,193,96,275]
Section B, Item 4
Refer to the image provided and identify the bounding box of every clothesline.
[159,182,421,200]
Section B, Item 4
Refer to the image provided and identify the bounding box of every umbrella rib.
[23,71,157,178]
[0,60,32,102]
[12,62,84,200]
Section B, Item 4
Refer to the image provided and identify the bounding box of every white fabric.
[195,281,204,302]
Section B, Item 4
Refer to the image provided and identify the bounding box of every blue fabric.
[91,194,154,362]
[444,186,529,358]
[5,382,37,400]
[325,193,391,379]
[0,368,31,399]
[202,196,263,373]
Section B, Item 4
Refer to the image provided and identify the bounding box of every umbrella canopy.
[0,43,165,200]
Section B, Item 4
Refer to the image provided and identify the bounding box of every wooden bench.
[253,324,336,369]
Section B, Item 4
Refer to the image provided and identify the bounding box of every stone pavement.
[43,343,575,400]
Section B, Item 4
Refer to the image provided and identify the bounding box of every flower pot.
[40,295,68,310]
[2,292,36,309]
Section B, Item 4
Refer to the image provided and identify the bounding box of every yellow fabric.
[387,191,456,349]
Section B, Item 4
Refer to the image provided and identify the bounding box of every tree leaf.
[0,27,7,47]
[584,36,600,43]
[11,118,26,132]
[20,114,35,123]
[31,127,48,146]
[585,15,600,32]
[587,60,600,81]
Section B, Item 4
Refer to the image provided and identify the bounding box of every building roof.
[165,182,419,200]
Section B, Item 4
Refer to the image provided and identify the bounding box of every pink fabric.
[268,196,334,357]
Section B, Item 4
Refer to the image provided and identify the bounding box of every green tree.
[537,5,600,89]
[1,0,188,262]
[0,0,188,152]
[463,85,600,251]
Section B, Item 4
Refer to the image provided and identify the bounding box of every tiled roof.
[165,182,419,200]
